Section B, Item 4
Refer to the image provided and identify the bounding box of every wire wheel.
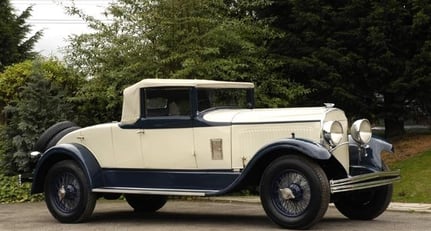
[260,155,329,229]
[272,171,311,217]
[44,160,96,223]
[49,172,82,214]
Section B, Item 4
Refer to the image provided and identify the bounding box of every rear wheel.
[125,194,167,213]
[259,155,330,229]
[44,160,97,223]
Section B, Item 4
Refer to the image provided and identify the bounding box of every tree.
[0,59,83,122]
[0,0,42,72]
[0,59,83,174]
[65,0,309,123]
[260,0,431,138]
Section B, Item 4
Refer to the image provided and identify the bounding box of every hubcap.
[58,184,78,201]
[280,183,303,201]
[51,172,81,213]
[58,185,66,201]
[272,171,311,217]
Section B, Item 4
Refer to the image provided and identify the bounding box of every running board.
[92,187,219,196]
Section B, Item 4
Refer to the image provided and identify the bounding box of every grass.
[389,150,431,203]
[381,132,431,203]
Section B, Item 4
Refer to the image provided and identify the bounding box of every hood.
[202,107,334,124]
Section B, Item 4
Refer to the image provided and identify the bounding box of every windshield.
[197,88,254,112]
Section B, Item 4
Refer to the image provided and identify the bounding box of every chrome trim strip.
[92,187,218,196]
[330,170,400,194]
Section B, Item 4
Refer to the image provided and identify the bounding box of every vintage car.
[29,79,400,229]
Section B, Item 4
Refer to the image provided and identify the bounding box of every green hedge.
[0,174,43,203]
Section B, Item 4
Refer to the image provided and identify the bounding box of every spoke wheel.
[272,171,312,217]
[260,155,329,229]
[44,160,96,223]
[50,172,81,213]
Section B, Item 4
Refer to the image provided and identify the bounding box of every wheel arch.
[218,138,347,194]
[31,143,103,194]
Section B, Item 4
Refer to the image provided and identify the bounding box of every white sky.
[11,0,113,58]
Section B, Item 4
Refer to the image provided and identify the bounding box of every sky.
[11,0,113,58]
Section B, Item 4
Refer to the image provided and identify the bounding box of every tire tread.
[34,121,76,152]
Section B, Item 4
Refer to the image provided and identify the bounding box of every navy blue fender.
[208,138,333,196]
[252,138,332,161]
[31,143,103,194]
[349,136,393,174]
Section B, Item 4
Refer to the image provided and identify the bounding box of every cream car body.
[58,107,348,171]
[30,79,400,229]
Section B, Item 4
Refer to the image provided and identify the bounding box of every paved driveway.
[1,200,431,230]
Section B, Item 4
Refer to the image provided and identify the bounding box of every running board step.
[92,187,219,196]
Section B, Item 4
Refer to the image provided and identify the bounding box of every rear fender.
[31,143,103,194]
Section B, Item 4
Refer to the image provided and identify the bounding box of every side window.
[144,88,191,117]
[197,88,252,112]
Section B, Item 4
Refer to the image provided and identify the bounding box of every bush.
[0,59,83,175]
[0,173,43,203]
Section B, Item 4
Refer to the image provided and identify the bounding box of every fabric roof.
[121,79,254,124]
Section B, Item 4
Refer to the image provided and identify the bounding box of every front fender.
[31,143,103,194]
[207,138,333,196]
[253,138,332,160]
[349,136,393,174]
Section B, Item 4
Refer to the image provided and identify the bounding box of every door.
[139,87,197,169]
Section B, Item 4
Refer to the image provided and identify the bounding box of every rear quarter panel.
[58,123,116,167]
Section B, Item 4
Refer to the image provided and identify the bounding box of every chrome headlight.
[323,121,344,147]
[351,119,372,144]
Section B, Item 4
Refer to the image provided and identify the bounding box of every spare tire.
[34,121,77,152]
[45,126,81,151]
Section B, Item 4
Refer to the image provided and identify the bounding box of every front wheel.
[259,155,330,229]
[44,160,97,223]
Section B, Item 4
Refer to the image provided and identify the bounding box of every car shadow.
[82,201,390,230]
[89,210,273,229]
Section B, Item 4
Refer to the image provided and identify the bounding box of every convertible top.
[121,79,254,124]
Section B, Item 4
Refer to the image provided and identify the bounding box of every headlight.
[323,121,344,147]
[351,119,372,144]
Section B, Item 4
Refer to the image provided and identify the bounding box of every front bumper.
[330,170,400,194]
